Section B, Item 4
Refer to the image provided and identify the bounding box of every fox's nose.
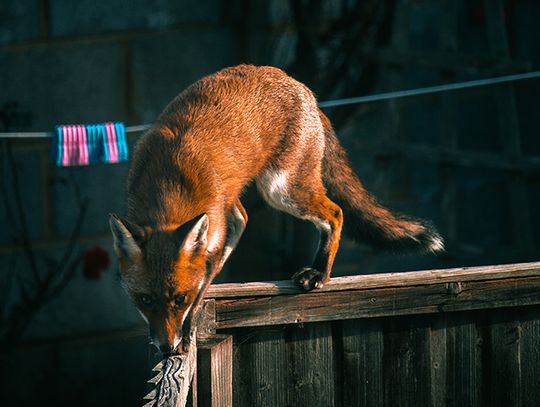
[159,343,174,355]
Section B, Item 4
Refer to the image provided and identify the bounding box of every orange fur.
[110,64,443,353]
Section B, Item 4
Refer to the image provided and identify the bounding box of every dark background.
[1,0,539,405]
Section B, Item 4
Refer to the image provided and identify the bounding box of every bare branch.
[285,0,396,129]
[3,141,42,285]
[0,142,88,350]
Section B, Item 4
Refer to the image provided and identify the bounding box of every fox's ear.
[109,213,146,260]
[176,213,209,252]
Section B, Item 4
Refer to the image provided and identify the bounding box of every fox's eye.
[139,294,153,308]
[174,295,186,307]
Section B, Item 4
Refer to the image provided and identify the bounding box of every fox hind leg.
[257,170,343,290]
[290,192,343,290]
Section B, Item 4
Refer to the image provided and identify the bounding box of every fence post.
[197,335,233,407]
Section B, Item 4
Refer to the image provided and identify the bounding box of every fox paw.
[180,325,196,354]
[292,267,327,291]
[181,336,192,354]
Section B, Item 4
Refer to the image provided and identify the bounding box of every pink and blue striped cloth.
[52,122,128,167]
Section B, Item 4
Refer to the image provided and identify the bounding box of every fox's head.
[109,213,210,354]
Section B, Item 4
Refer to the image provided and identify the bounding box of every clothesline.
[1,70,539,139]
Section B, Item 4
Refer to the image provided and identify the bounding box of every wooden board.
[231,327,288,407]
[217,305,540,407]
[520,307,540,406]
[144,349,197,407]
[214,275,540,329]
[383,316,431,407]
[341,318,384,406]
[207,261,540,299]
[486,309,522,407]
[197,335,233,407]
[286,322,335,407]
[429,314,447,407]
[445,312,482,406]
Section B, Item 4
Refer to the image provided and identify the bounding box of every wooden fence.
[150,261,540,407]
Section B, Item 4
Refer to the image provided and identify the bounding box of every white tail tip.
[428,235,445,252]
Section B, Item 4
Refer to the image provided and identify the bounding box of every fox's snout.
[151,324,182,354]
[145,307,186,354]
[158,342,176,355]
[135,295,196,355]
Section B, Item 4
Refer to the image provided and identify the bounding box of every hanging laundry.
[52,122,129,167]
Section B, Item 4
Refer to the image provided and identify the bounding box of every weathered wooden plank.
[445,312,482,407]
[198,300,217,337]
[214,275,540,329]
[383,316,431,407]
[206,261,540,298]
[286,322,335,407]
[484,309,522,407]
[341,318,384,406]
[197,335,232,407]
[429,315,447,407]
[232,327,288,407]
[144,348,197,407]
[230,331,250,407]
[187,364,197,407]
[520,307,540,406]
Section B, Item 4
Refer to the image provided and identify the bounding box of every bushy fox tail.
[320,112,444,253]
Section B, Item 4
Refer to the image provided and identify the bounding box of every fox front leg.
[181,203,248,351]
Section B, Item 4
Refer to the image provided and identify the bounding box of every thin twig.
[0,144,89,349]
[4,141,42,285]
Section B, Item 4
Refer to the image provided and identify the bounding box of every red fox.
[109,64,443,354]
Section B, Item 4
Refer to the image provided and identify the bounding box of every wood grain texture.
[197,335,233,407]
[520,307,540,406]
[187,363,197,407]
[198,300,217,337]
[429,315,447,407]
[214,275,540,329]
[231,327,288,407]
[479,306,540,407]
[195,262,540,405]
[341,319,384,406]
[206,261,540,298]
[383,316,431,407]
[144,348,197,407]
[215,305,540,406]
[286,322,335,407]
[445,312,482,407]
[486,310,522,407]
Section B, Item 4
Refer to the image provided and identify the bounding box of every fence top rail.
[206,261,540,299]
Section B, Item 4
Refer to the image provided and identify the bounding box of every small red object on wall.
[83,246,111,280]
